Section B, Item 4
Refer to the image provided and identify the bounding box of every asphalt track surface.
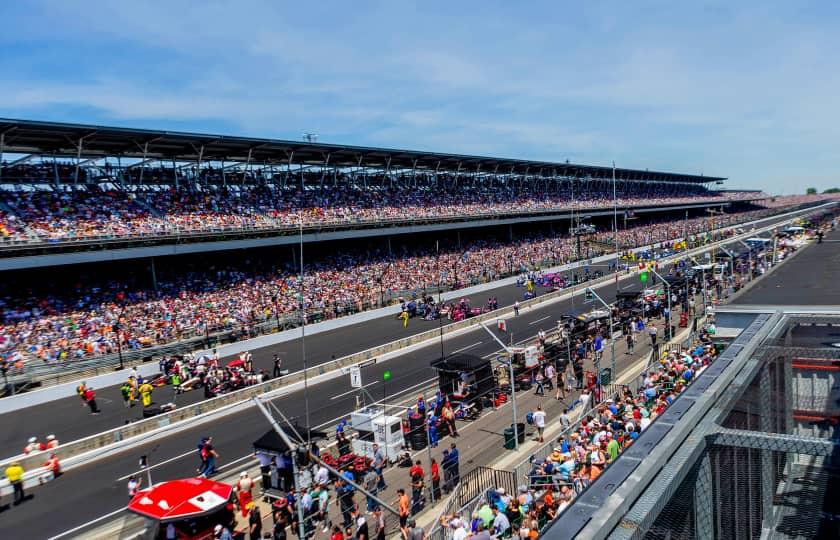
[733,227,840,307]
[1,267,618,458]
[733,227,840,350]
[0,214,788,458]
[0,228,793,538]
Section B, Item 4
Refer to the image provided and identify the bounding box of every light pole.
[737,239,753,282]
[689,256,708,315]
[718,246,735,293]
[298,216,311,440]
[612,162,619,293]
[585,287,614,388]
[478,321,519,449]
[649,268,671,340]
[436,241,445,361]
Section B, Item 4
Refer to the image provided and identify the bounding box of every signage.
[350,366,362,388]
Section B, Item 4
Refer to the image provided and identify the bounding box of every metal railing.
[0,196,761,253]
[2,203,827,395]
[427,466,516,540]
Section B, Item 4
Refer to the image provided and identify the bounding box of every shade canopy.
[127,478,232,523]
[253,425,329,456]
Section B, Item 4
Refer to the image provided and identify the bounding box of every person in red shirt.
[44,454,61,476]
[84,387,101,414]
[46,434,59,450]
[408,460,424,481]
[430,458,441,501]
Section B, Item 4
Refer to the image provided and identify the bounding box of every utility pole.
[478,321,519,449]
[648,269,672,340]
[612,162,619,293]
[585,287,614,388]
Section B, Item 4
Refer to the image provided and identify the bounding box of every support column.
[508,224,513,242]
[150,257,158,292]
[759,363,775,531]
[0,132,5,183]
[172,158,180,190]
[387,236,392,256]
[74,136,84,184]
[783,330,794,436]
[694,452,714,540]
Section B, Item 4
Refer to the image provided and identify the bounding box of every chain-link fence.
[599,313,840,540]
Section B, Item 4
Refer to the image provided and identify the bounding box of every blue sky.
[1,1,838,193]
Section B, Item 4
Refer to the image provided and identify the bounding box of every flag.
[640,271,649,283]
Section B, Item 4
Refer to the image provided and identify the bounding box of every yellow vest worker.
[400,310,409,328]
[139,383,154,407]
[6,463,24,483]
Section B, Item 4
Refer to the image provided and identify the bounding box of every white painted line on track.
[116,448,196,481]
[450,341,483,354]
[330,381,377,400]
[315,377,438,429]
[528,316,551,326]
[47,507,127,540]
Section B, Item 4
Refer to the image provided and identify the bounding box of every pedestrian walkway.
[240,306,686,539]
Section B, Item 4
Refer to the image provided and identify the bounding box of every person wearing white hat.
[212,523,232,540]
[23,437,42,455]
[235,471,253,517]
[46,434,59,450]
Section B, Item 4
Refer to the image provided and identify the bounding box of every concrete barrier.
[2,203,829,415]
[1,206,823,472]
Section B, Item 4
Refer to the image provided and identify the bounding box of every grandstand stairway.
[133,192,165,217]
[0,199,39,241]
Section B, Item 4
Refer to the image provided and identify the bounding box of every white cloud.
[2,1,839,193]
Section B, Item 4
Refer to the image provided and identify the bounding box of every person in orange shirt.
[44,454,61,476]
[397,488,410,529]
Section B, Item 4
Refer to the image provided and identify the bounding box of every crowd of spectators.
[753,193,840,208]
[438,322,715,540]
[0,207,779,366]
[0,165,778,243]
[485,330,720,539]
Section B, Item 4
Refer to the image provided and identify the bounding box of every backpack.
[526,411,534,425]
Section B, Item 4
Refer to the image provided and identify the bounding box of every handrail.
[0,196,764,252]
[3,203,828,393]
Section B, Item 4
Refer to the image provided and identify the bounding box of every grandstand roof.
[0,118,724,184]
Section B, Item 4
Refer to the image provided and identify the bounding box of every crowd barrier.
[0,207,822,474]
[0,208,820,476]
[0,196,755,250]
[4,202,828,399]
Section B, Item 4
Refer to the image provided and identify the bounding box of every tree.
[806,187,817,195]
[823,187,840,194]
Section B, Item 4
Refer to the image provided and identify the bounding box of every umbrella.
[226,358,244,369]
[253,425,329,455]
[127,478,233,523]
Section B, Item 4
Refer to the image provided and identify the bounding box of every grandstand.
[0,118,833,388]
[0,118,761,269]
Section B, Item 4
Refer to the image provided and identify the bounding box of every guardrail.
[0,196,753,252]
[5,202,826,393]
[0,206,827,472]
[427,466,517,540]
